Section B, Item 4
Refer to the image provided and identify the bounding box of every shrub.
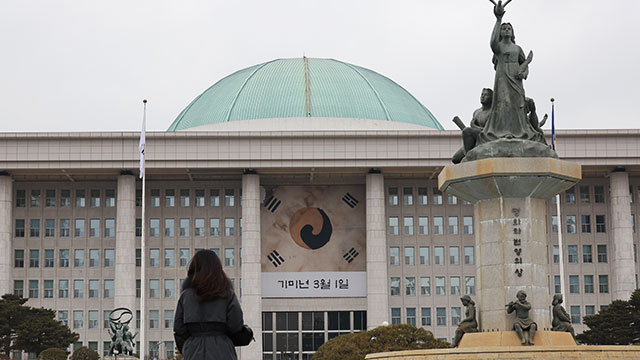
[69,347,99,360]
[38,348,67,360]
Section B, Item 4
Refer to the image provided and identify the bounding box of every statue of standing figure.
[452,295,479,347]
[506,290,538,345]
[551,294,576,340]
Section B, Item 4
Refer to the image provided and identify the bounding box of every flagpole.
[139,99,147,360]
[551,98,567,304]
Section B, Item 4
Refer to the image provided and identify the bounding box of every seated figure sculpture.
[506,290,537,345]
[551,294,576,340]
[452,295,479,347]
[451,88,493,164]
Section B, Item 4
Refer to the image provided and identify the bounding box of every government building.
[1,58,638,360]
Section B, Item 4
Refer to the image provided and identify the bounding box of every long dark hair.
[187,249,232,302]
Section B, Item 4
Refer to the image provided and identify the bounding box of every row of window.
[551,244,611,264]
[387,187,466,206]
[15,189,116,208]
[390,246,474,266]
[388,216,473,236]
[553,274,610,294]
[391,276,475,296]
[147,217,240,238]
[140,188,239,208]
[14,247,239,269]
[14,279,114,299]
[551,215,608,234]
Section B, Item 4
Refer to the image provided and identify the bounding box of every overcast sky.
[1,0,639,132]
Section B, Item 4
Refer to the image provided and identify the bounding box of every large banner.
[262,272,367,298]
[261,185,366,274]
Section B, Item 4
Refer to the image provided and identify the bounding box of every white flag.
[139,101,146,179]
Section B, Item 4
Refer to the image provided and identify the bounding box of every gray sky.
[1,0,639,132]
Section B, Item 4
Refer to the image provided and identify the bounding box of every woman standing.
[174,250,244,359]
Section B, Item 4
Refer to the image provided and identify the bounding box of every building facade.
[1,58,639,359]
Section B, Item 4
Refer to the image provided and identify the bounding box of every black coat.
[173,278,244,360]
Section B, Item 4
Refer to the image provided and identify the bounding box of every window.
[209,189,220,206]
[433,216,443,235]
[29,249,39,267]
[584,275,594,293]
[31,190,41,207]
[449,246,460,265]
[74,249,84,267]
[177,218,189,237]
[44,189,55,207]
[554,275,561,294]
[164,310,174,328]
[581,215,591,233]
[149,310,159,328]
[405,277,416,296]
[15,219,25,237]
[179,248,190,267]
[418,216,428,235]
[566,216,576,234]
[74,219,85,237]
[585,305,595,316]
[180,189,190,207]
[567,245,578,263]
[463,216,473,234]
[60,189,70,207]
[74,280,84,298]
[580,186,590,203]
[579,245,592,264]
[59,219,70,237]
[28,280,38,298]
[434,246,444,265]
[16,190,26,207]
[73,311,83,329]
[159,218,173,237]
[164,248,175,267]
[404,247,415,265]
[104,219,115,237]
[192,189,205,207]
[420,277,430,296]
[436,308,446,326]
[402,187,413,205]
[447,193,458,205]
[75,189,85,207]
[59,249,69,267]
[421,308,431,326]
[136,280,141,298]
[433,188,443,205]
[388,217,399,235]
[14,280,24,297]
[406,308,416,326]
[596,215,606,233]
[136,218,142,237]
[44,219,55,237]
[451,307,461,325]
[225,248,235,267]
[104,249,114,267]
[418,187,428,205]
[569,275,579,294]
[465,276,475,295]
[464,246,474,265]
[165,189,175,207]
[419,247,430,265]
[90,189,100,207]
[224,218,235,236]
[550,215,558,233]
[435,277,445,295]
[136,249,141,267]
[194,218,205,236]
[210,218,220,236]
[389,247,400,265]
[594,185,605,203]
[403,216,414,235]
[89,280,99,298]
[570,306,581,324]
[104,280,114,298]
[565,187,575,204]
[164,279,175,298]
[448,216,459,234]
[598,275,609,293]
[390,277,400,296]
[149,280,159,298]
[450,276,461,295]
[14,250,24,268]
[224,189,235,206]
[149,249,159,267]
[391,308,401,324]
[551,245,559,264]
[597,245,607,263]
[150,189,160,207]
[105,189,115,207]
[388,187,398,205]
[30,219,40,237]
[88,219,100,237]
[58,311,68,326]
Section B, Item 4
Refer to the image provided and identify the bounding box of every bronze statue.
[506,290,537,345]
[551,294,576,340]
[108,308,137,355]
[452,295,479,347]
[451,88,493,164]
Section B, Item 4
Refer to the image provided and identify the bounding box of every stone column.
[475,197,549,331]
[0,174,12,296]
[115,173,137,313]
[366,172,389,329]
[240,173,262,359]
[609,169,635,300]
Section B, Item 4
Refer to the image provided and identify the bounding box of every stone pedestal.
[439,158,581,332]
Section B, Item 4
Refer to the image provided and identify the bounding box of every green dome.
[167,58,443,131]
